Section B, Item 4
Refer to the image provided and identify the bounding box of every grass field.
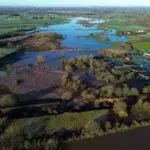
[0,15,67,35]
[0,48,19,58]
[127,34,150,51]
[98,14,150,32]
[133,42,150,51]
[4,110,108,138]
[127,34,150,42]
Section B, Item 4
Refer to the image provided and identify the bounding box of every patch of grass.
[0,15,67,35]
[20,32,63,51]
[133,42,150,51]
[4,117,47,137]
[127,34,150,42]
[87,34,118,47]
[0,48,19,58]
[98,15,150,32]
[107,25,150,32]
[0,94,17,107]
[47,110,108,132]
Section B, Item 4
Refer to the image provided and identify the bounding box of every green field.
[127,34,150,42]
[98,15,150,32]
[0,15,67,35]
[4,110,108,138]
[0,48,19,58]
[133,42,150,51]
[127,34,150,51]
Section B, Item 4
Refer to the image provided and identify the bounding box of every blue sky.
[0,0,150,6]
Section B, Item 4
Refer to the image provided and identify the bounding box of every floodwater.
[2,17,150,71]
[8,17,128,69]
[66,126,150,150]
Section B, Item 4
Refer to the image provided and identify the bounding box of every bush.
[61,72,72,86]
[0,84,11,94]
[115,87,122,97]
[47,110,108,132]
[122,85,129,96]
[131,99,150,119]
[64,65,72,73]
[113,101,128,117]
[129,88,139,96]
[37,55,46,64]
[81,90,96,102]
[47,139,58,150]
[83,121,100,137]
[0,94,17,107]
[61,91,73,101]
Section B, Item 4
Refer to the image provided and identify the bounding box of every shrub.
[129,88,139,96]
[142,86,149,94]
[81,90,96,102]
[64,65,72,73]
[115,87,122,97]
[0,71,8,78]
[61,72,72,86]
[47,110,108,132]
[0,94,17,107]
[131,98,150,119]
[13,79,22,86]
[126,72,135,80]
[122,85,129,96]
[47,139,58,150]
[61,91,73,101]
[83,121,100,137]
[37,55,46,64]
[0,117,8,132]
[113,101,128,117]
[0,84,11,94]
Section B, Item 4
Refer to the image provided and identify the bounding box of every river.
[66,126,150,150]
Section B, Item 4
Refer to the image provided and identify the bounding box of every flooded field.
[1,17,129,69]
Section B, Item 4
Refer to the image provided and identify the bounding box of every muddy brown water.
[65,126,150,150]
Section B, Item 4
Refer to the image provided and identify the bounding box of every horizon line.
[0,5,150,7]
